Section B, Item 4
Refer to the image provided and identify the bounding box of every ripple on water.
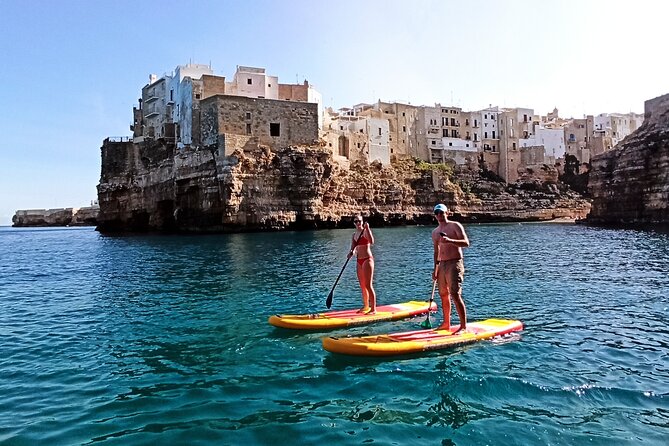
[1,225,669,445]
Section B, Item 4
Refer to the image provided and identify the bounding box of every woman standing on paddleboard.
[347,215,377,314]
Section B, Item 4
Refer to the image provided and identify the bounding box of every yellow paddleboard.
[268,301,437,330]
[322,318,523,356]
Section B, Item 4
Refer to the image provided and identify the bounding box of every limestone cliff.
[96,138,589,233]
[12,206,99,227]
[587,93,669,225]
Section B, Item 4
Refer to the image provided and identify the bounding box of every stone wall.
[200,95,318,155]
[587,93,669,225]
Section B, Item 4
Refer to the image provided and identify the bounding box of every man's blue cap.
[434,204,448,213]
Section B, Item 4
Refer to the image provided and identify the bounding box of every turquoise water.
[0,224,668,445]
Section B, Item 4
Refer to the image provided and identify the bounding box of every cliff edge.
[587,93,669,225]
[96,138,589,233]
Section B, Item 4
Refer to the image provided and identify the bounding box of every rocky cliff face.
[12,206,99,227]
[96,139,590,233]
[587,93,669,225]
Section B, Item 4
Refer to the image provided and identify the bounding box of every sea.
[0,223,667,445]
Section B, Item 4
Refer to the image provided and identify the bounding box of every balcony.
[145,95,160,103]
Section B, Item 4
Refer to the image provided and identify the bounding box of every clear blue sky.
[1,0,667,226]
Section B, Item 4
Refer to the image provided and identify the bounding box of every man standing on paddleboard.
[431,203,470,333]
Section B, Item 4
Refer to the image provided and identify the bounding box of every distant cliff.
[12,206,99,227]
[587,93,669,225]
[96,138,589,233]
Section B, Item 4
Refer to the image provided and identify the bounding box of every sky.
[1,0,667,226]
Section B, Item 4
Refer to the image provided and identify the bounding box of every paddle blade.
[420,317,432,329]
[326,291,333,309]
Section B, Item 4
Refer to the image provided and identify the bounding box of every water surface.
[0,224,667,445]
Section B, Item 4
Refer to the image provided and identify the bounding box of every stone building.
[321,106,391,166]
[201,95,319,156]
[564,116,594,164]
[131,63,322,150]
[374,101,419,159]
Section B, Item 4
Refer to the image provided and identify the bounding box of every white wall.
[481,107,499,139]
[228,66,279,99]
[176,79,194,146]
[441,137,477,151]
[520,127,565,160]
[366,117,390,165]
[308,85,323,129]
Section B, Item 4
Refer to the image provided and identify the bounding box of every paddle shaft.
[326,225,366,309]
[421,279,437,328]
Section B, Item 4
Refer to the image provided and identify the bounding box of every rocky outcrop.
[587,93,669,225]
[96,138,590,233]
[12,206,99,227]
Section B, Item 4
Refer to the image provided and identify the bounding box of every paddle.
[326,226,364,309]
[420,279,438,329]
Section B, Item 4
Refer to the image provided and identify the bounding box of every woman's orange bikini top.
[356,235,370,246]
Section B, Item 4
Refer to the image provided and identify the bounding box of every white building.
[226,66,279,99]
[594,113,644,147]
[520,126,566,163]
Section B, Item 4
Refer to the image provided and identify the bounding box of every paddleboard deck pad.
[322,318,523,356]
[268,300,437,330]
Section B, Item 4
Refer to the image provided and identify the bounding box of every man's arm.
[441,223,470,247]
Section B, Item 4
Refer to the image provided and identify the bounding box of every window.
[451,129,457,137]
[170,89,173,101]
[247,78,252,85]
[449,142,453,146]
[443,129,448,137]
[512,142,517,149]
[270,123,281,136]
[195,93,201,99]
[246,123,252,135]
[485,132,488,138]
[402,112,405,116]
[431,140,436,145]
[340,126,344,130]
[357,143,361,148]
[378,128,382,136]
[492,131,496,138]
[246,112,252,120]
[403,126,406,132]
[268,84,271,87]
[451,118,456,126]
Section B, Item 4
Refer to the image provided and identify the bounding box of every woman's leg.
[362,259,376,313]
[357,263,370,311]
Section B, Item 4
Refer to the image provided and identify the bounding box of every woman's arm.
[364,222,374,245]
